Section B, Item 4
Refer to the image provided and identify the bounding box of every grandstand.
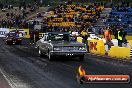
[105,2,132,34]
[0,0,131,35]
[47,3,104,30]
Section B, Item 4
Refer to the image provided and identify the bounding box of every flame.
[78,66,86,76]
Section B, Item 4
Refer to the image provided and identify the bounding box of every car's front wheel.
[48,52,54,61]
[5,42,8,45]
[5,41,11,45]
[38,48,43,57]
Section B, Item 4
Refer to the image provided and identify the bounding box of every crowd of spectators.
[0,0,105,35]
[1,1,130,35]
[26,0,104,44]
[105,1,132,34]
[0,1,40,29]
[38,0,104,34]
[0,3,13,10]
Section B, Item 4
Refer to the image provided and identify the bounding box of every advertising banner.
[88,39,105,55]
[9,29,30,38]
[0,28,9,37]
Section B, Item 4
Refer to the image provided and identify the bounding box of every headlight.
[53,47,62,51]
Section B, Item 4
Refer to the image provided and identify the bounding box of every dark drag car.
[3,32,22,45]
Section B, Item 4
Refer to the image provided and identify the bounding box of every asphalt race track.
[0,38,132,88]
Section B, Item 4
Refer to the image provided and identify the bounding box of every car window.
[48,33,70,41]
[44,35,48,41]
[6,32,19,38]
[7,33,15,37]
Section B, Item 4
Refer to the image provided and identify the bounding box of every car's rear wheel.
[79,55,84,61]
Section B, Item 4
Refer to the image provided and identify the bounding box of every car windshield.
[48,33,70,41]
[6,33,16,37]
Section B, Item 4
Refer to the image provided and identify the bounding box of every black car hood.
[50,41,85,46]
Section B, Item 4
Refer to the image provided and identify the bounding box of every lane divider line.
[0,67,17,88]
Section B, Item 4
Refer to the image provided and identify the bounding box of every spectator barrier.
[128,40,132,57]
[99,35,132,40]
[9,29,30,38]
[0,28,9,37]
[77,36,131,59]
[108,46,130,59]
[0,28,30,38]
[128,40,132,47]
[88,39,105,55]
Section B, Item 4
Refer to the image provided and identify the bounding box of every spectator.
[118,29,123,47]
[122,29,127,44]
[113,28,118,39]
[29,31,34,44]
[105,35,114,50]
[81,29,89,51]
[104,27,112,41]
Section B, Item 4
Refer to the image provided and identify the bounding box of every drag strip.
[0,38,131,88]
[0,68,11,88]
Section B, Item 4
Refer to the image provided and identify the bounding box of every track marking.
[0,67,32,88]
[0,67,16,88]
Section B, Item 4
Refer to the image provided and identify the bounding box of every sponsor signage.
[84,75,130,83]
[90,42,97,50]
[77,66,130,84]
[9,29,29,38]
[0,28,9,37]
